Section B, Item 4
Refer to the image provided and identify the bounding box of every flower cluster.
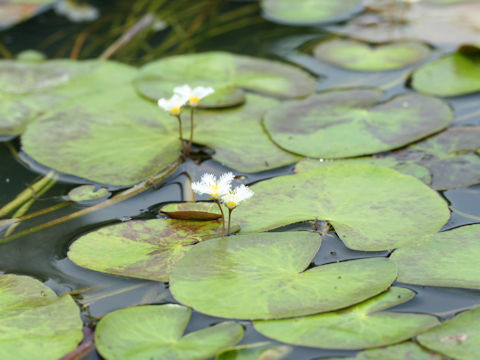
[191,172,254,236]
[157,85,214,157]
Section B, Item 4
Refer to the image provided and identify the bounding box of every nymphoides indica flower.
[157,94,188,115]
[191,172,234,199]
[174,85,215,106]
[222,185,254,209]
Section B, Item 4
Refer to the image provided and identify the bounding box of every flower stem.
[215,199,225,237]
[186,107,194,157]
[176,114,187,155]
[227,208,233,235]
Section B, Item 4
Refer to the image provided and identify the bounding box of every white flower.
[192,172,234,199]
[55,0,99,22]
[174,85,215,107]
[222,185,254,209]
[157,94,188,116]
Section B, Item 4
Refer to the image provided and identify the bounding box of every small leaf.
[68,185,110,202]
[160,202,221,221]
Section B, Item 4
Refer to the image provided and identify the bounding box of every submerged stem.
[215,199,225,237]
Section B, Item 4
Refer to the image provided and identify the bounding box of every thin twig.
[99,13,154,60]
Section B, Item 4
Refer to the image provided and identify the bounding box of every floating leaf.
[95,304,244,360]
[68,185,110,202]
[263,88,453,158]
[233,165,449,250]
[68,218,238,282]
[411,46,480,97]
[135,52,316,108]
[216,342,292,360]
[313,39,431,71]
[391,225,480,289]
[22,87,180,185]
[0,274,83,360]
[170,232,398,320]
[295,127,480,190]
[0,59,137,135]
[192,94,301,172]
[254,287,439,349]
[418,307,480,360]
[326,341,444,360]
[260,0,362,25]
[160,202,221,220]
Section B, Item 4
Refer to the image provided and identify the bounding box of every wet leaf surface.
[192,94,301,172]
[295,127,480,190]
[95,304,244,360]
[313,39,431,72]
[160,202,222,221]
[411,47,480,97]
[170,232,398,320]
[67,185,109,202]
[68,218,237,282]
[22,86,181,186]
[135,52,316,108]
[215,342,292,360]
[326,341,444,360]
[418,306,480,360]
[0,274,83,360]
[391,224,480,289]
[263,88,453,158]
[260,0,362,25]
[234,165,449,250]
[254,287,439,349]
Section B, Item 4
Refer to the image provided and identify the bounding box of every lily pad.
[313,39,431,71]
[68,185,110,202]
[0,274,83,360]
[135,52,316,108]
[263,88,453,159]
[233,165,449,250]
[295,126,480,190]
[254,287,439,349]
[391,225,480,289]
[191,94,301,172]
[95,304,244,360]
[68,218,238,282]
[260,0,362,25]
[0,59,138,135]
[267,90,450,158]
[21,86,181,186]
[160,202,221,220]
[326,341,444,360]
[170,232,398,320]
[216,342,292,360]
[411,47,480,97]
[418,306,480,360]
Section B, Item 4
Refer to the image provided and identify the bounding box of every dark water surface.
[1,1,480,359]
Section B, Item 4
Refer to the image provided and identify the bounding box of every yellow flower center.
[189,96,200,106]
[209,185,219,198]
[227,201,237,208]
[170,107,181,115]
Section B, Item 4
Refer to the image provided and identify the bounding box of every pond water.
[1,1,480,359]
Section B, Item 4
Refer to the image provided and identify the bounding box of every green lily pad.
[313,39,431,71]
[233,165,449,251]
[191,94,301,172]
[170,232,398,320]
[326,341,444,360]
[391,225,480,289]
[68,185,110,202]
[160,202,221,220]
[95,304,244,360]
[216,342,292,360]
[418,306,480,360]
[295,126,480,190]
[260,0,362,25]
[0,59,137,135]
[135,52,316,108]
[263,88,453,158]
[21,86,180,186]
[68,218,238,282]
[411,46,480,97]
[0,274,83,360]
[254,287,439,350]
